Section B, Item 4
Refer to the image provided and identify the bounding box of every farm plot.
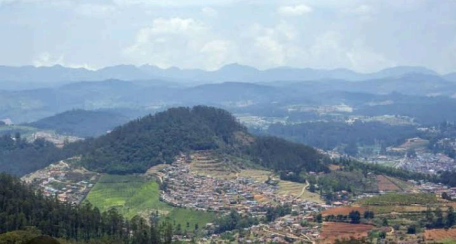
[321,206,367,216]
[319,222,374,243]
[376,175,401,192]
[424,228,456,243]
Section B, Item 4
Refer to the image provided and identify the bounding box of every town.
[21,158,100,204]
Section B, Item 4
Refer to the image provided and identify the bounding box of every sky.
[0,0,455,73]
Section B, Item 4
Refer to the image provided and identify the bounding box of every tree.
[348,211,361,224]
[309,183,316,193]
[407,225,416,234]
[447,206,456,228]
[0,173,174,244]
[175,224,182,235]
[435,207,445,228]
[344,142,358,156]
[363,211,374,219]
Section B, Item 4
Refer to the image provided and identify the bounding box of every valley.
[2,2,456,243]
[1,105,456,243]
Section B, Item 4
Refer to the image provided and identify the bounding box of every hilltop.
[80,106,328,175]
[0,106,328,178]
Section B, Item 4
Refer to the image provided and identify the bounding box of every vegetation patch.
[85,174,216,227]
[359,193,438,206]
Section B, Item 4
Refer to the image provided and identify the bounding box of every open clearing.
[319,222,374,243]
[424,228,456,243]
[376,175,401,192]
[85,174,216,228]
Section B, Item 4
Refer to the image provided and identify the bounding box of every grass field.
[85,175,216,228]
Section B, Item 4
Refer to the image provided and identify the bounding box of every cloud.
[33,52,64,67]
[0,0,14,6]
[75,3,117,17]
[343,4,374,15]
[200,40,236,69]
[33,52,95,69]
[201,6,218,17]
[124,18,236,70]
[278,4,312,16]
[346,40,394,72]
[113,0,234,7]
[244,22,302,68]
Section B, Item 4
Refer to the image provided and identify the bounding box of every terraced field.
[190,152,240,179]
[238,169,323,203]
[85,174,216,228]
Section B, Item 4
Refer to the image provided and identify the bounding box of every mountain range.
[0,64,454,89]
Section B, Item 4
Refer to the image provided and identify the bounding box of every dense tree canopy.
[0,135,67,176]
[0,173,173,244]
[81,106,248,174]
[266,121,419,151]
[247,136,329,174]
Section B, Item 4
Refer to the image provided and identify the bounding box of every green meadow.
[85,174,216,229]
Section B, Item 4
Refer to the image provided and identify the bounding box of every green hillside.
[80,106,329,176]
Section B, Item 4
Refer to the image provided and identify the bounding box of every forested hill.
[29,109,130,138]
[81,106,329,175]
[81,106,249,173]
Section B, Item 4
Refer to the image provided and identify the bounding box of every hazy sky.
[0,0,455,73]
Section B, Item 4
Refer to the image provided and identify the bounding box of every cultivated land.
[359,192,438,206]
[238,169,324,203]
[321,206,368,216]
[424,228,456,243]
[85,174,216,228]
[376,175,401,192]
[319,222,375,243]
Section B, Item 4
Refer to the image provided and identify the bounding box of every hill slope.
[29,109,130,138]
[81,106,328,175]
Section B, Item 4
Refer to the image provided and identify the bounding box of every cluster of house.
[160,163,275,215]
[413,180,456,200]
[399,152,455,174]
[21,160,99,204]
[156,156,333,243]
[205,213,322,244]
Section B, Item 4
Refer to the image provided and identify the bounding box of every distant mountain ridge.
[0,64,453,86]
[2,71,456,124]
